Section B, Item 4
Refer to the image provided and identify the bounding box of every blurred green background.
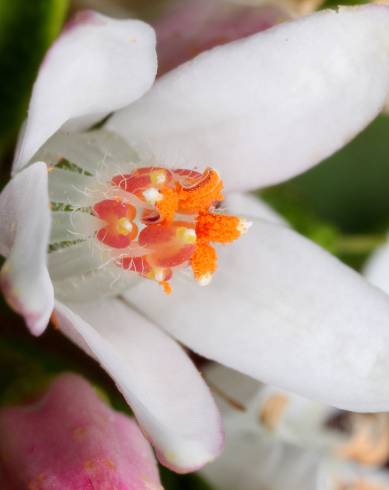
[1,0,388,488]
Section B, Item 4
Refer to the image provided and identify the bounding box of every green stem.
[333,234,386,255]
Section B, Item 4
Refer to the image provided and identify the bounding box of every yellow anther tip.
[153,268,166,282]
[197,272,213,286]
[151,171,166,185]
[237,218,253,235]
[117,217,133,236]
[143,187,163,205]
[176,227,196,244]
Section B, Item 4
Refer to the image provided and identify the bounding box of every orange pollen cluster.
[196,213,242,243]
[92,166,250,292]
[191,243,217,286]
[156,187,179,223]
[178,168,224,213]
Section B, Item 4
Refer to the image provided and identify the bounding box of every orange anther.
[160,281,173,295]
[191,242,217,285]
[178,168,224,213]
[92,165,249,290]
[156,187,179,223]
[196,213,242,243]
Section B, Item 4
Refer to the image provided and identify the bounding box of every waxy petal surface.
[54,299,223,472]
[110,6,389,191]
[14,11,157,172]
[0,162,53,335]
[125,220,389,412]
[224,192,287,224]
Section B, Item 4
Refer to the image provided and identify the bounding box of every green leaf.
[0,0,68,158]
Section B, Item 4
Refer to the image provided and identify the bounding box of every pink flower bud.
[0,373,162,490]
[155,0,288,75]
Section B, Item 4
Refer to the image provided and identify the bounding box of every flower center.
[91,166,250,293]
[44,130,250,299]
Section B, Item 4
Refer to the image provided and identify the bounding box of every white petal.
[14,11,157,172]
[48,168,95,207]
[203,418,323,490]
[204,408,389,490]
[0,163,53,335]
[125,221,389,411]
[224,192,287,224]
[48,242,102,281]
[250,385,337,447]
[52,264,139,303]
[54,298,223,472]
[206,366,339,449]
[205,364,261,415]
[323,465,389,490]
[363,237,389,295]
[50,211,101,244]
[35,129,141,176]
[109,5,389,191]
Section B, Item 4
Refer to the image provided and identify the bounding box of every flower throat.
[44,130,249,297]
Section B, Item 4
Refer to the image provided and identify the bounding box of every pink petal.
[155,0,287,75]
[0,373,162,490]
[54,298,223,472]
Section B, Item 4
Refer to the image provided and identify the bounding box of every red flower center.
[92,166,249,292]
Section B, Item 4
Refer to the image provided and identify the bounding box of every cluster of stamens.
[92,166,250,293]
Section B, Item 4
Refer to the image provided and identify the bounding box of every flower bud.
[0,373,162,490]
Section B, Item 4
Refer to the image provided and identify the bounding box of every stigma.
[91,166,250,292]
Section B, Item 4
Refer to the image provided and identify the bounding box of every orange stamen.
[191,242,217,285]
[160,281,173,295]
[196,213,242,243]
[178,168,224,213]
[156,187,179,223]
[96,166,249,290]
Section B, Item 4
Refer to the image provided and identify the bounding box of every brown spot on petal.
[105,458,116,470]
[72,426,87,442]
[28,473,47,490]
[259,393,288,430]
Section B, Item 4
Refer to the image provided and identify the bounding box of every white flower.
[202,365,389,490]
[364,235,389,294]
[2,5,389,472]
